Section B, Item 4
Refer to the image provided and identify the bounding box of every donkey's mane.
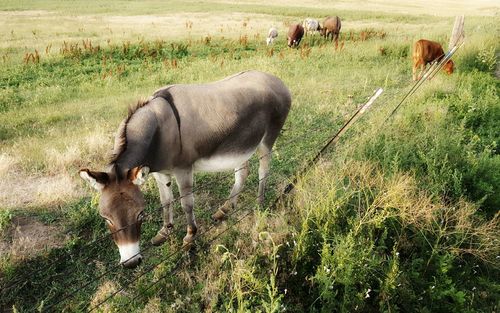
[108,98,151,165]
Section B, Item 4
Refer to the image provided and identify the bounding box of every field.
[0,0,499,312]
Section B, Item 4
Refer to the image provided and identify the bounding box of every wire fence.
[0,117,338,296]
[141,30,467,313]
[44,88,383,312]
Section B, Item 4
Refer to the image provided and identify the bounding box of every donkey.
[79,70,291,268]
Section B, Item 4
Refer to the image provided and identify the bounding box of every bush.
[357,71,499,216]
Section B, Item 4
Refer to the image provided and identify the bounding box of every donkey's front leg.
[175,169,197,250]
[151,173,174,246]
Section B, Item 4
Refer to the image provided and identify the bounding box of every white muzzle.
[118,242,142,268]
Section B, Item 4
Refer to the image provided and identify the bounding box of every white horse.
[302,18,321,36]
[266,27,278,45]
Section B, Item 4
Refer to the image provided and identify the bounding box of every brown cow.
[320,16,341,43]
[287,24,304,48]
[412,39,454,81]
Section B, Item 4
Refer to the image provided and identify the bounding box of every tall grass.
[290,160,499,312]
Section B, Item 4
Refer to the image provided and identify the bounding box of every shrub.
[357,70,499,216]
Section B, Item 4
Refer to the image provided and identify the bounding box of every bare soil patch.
[0,216,67,260]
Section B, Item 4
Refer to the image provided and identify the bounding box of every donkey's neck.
[113,106,159,173]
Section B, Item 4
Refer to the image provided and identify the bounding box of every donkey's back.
[149,70,291,170]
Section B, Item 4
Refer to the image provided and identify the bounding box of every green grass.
[0,1,499,312]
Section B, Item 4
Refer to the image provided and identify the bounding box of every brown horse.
[79,71,291,268]
[321,16,341,43]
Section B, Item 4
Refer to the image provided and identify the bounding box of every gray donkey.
[80,70,291,268]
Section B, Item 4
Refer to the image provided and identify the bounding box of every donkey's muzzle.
[118,242,142,269]
[121,255,142,269]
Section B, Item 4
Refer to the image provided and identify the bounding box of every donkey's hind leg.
[257,144,272,206]
[212,161,249,221]
[151,173,174,246]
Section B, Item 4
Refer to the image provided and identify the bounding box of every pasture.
[0,0,499,312]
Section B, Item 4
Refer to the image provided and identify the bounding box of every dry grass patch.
[0,172,82,209]
[90,280,119,311]
[0,154,17,177]
[0,129,111,209]
[45,146,82,174]
[141,297,163,313]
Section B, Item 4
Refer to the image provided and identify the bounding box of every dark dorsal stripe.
[153,90,183,153]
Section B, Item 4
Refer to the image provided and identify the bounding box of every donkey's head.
[79,166,149,268]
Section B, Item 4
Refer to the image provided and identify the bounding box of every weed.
[259,232,284,313]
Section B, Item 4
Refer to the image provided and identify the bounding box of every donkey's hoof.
[182,236,195,251]
[211,208,227,222]
[212,201,233,222]
[151,225,173,246]
[151,233,168,246]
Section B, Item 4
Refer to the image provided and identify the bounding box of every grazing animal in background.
[302,18,321,36]
[320,16,342,43]
[266,27,278,45]
[412,39,454,81]
[287,23,304,47]
[79,71,291,269]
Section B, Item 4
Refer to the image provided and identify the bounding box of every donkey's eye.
[137,211,145,221]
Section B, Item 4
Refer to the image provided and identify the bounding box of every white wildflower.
[365,288,371,298]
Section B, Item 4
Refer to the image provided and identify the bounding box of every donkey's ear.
[79,169,109,191]
[128,166,150,185]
